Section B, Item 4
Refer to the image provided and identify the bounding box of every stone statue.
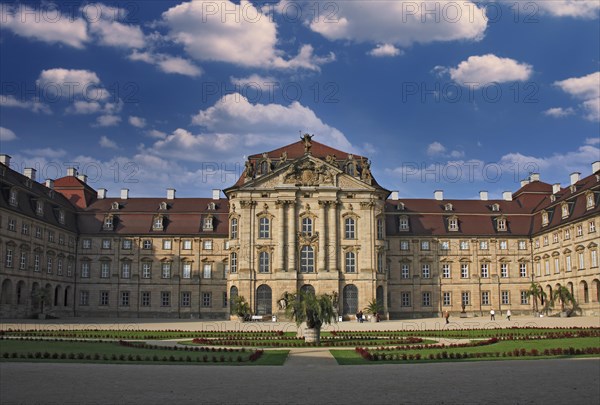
[244,160,254,178]
[361,158,372,181]
[325,154,339,168]
[301,133,313,154]
[279,151,288,166]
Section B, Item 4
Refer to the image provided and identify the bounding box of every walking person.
[490,308,495,321]
[506,309,511,321]
[444,310,450,324]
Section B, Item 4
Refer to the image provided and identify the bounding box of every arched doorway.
[64,286,71,307]
[580,281,589,303]
[16,280,25,305]
[593,279,600,302]
[1,279,13,304]
[300,284,315,296]
[376,286,384,310]
[343,284,358,315]
[256,284,272,315]
[54,285,62,307]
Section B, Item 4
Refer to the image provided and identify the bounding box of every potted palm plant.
[551,286,577,317]
[364,299,383,322]
[230,296,250,321]
[526,282,546,317]
[284,290,336,344]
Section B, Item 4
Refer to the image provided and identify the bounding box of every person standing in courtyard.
[490,309,495,320]
[444,310,450,324]
[506,309,511,321]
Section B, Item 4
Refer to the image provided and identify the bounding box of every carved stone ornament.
[298,231,319,245]
[283,160,334,186]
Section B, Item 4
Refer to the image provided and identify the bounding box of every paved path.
[284,347,337,367]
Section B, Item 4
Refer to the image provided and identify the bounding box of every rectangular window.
[82,239,91,249]
[142,240,152,249]
[461,291,470,306]
[102,239,111,249]
[162,262,171,279]
[499,240,508,250]
[203,264,212,279]
[100,291,109,306]
[555,258,560,274]
[422,292,431,307]
[46,257,53,274]
[345,218,356,239]
[545,260,550,275]
[479,240,488,250]
[501,263,508,278]
[79,291,89,306]
[518,240,527,250]
[480,263,489,278]
[21,223,29,235]
[576,225,583,237]
[536,262,541,277]
[443,292,451,306]
[377,253,384,273]
[67,262,72,277]
[230,219,238,239]
[222,292,228,308]
[589,221,596,233]
[35,227,42,239]
[345,252,356,273]
[521,291,529,305]
[183,240,192,250]
[578,252,585,270]
[440,241,449,251]
[481,291,490,306]
[8,219,16,232]
[460,264,469,278]
[202,292,211,307]
[20,252,27,270]
[534,239,540,249]
[448,218,458,231]
[122,239,132,250]
[442,264,450,278]
[182,263,191,279]
[48,231,54,243]
[57,258,63,275]
[497,219,507,231]
[401,292,411,307]
[161,292,170,307]
[400,241,409,251]
[421,241,430,251]
[181,292,191,307]
[421,264,430,278]
[120,291,130,307]
[58,234,64,245]
[203,240,213,250]
[501,290,510,305]
[230,253,237,273]
[460,241,469,250]
[5,248,13,268]
[81,262,90,278]
[259,218,270,238]
[543,236,548,246]
[401,264,410,279]
[142,263,151,279]
[377,218,384,239]
[519,263,527,278]
[163,239,172,250]
[591,250,598,268]
[101,262,110,278]
[564,229,570,240]
[553,233,558,244]
[141,292,151,307]
[121,262,130,279]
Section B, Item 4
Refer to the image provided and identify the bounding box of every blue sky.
[1,0,599,199]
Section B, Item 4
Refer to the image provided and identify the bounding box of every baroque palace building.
[1,136,599,319]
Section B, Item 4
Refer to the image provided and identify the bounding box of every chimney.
[66,167,78,177]
[24,168,36,181]
[120,188,129,199]
[167,188,176,200]
[502,191,513,201]
[520,179,529,188]
[479,191,488,201]
[390,191,399,201]
[592,161,600,174]
[530,173,540,182]
[434,190,443,201]
[77,174,87,184]
[212,189,220,200]
[552,183,561,194]
[570,172,580,186]
[97,188,107,199]
[45,179,54,189]
[0,154,11,167]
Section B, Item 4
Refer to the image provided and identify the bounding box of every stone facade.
[1,140,599,319]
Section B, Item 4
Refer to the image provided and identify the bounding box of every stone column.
[287,201,296,272]
[318,201,327,272]
[276,201,286,272]
[328,201,338,271]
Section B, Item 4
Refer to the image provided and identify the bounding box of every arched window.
[376,286,384,311]
[301,217,313,236]
[256,284,272,315]
[300,284,315,296]
[230,218,238,239]
[345,217,356,239]
[259,251,270,273]
[300,246,314,273]
[230,252,238,273]
[343,284,358,315]
[229,286,238,311]
[259,217,270,238]
[345,251,356,273]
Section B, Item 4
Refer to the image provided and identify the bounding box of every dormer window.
[207,202,216,211]
[397,202,405,211]
[58,210,65,225]
[448,217,459,231]
[491,203,500,212]
[159,202,168,210]
[444,203,453,211]
[25,179,32,188]
[111,202,120,210]
[259,160,269,175]
[36,200,44,216]
[541,211,549,226]
[497,217,507,232]
[561,204,569,219]
[103,215,114,230]
[153,215,164,231]
[586,192,595,210]
[399,216,409,231]
[203,215,214,231]
[9,189,17,206]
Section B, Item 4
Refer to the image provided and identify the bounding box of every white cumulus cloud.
[129,51,202,77]
[445,54,533,87]
[543,107,575,118]
[129,116,147,128]
[0,127,17,141]
[554,71,600,122]
[506,1,600,19]
[368,44,402,57]
[94,115,121,127]
[99,135,118,149]
[0,95,52,114]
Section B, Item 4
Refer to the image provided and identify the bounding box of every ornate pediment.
[283,159,334,186]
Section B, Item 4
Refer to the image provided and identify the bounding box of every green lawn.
[332,337,600,365]
[0,339,288,366]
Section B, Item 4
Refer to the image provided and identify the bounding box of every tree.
[551,285,577,315]
[284,291,336,344]
[230,296,250,320]
[525,282,546,314]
